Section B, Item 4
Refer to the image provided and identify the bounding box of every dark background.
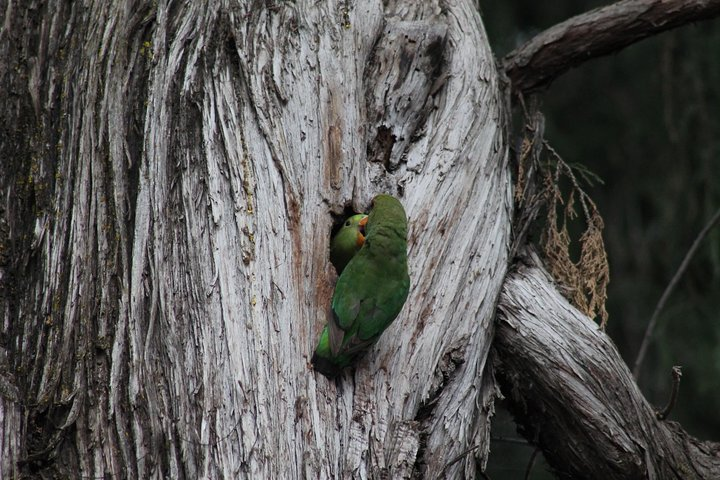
[480,1,720,477]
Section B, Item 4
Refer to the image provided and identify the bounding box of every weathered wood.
[5,1,720,478]
[494,253,720,480]
[503,0,720,94]
[1,1,508,478]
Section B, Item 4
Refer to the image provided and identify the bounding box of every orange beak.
[356,216,368,247]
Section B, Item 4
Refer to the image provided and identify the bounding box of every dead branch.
[633,205,720,378]
[494,251,720,479]
[656,366,682,420]
[503,0,720,94]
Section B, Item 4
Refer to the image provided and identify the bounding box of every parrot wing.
[329,256,409,355]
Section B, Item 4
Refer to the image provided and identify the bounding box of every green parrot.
[329,213,368,274]
[313,194,410,378]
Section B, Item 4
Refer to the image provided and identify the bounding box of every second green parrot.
[330,214,368,274]
[313,194,410,378]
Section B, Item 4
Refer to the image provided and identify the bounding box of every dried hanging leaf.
[538,146,610,327]
[512,108,609,327]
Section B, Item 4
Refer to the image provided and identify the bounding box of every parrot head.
[329,213,368,274]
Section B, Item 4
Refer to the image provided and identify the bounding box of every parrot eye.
[345,221,351,226]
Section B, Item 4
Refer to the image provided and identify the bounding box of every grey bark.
[1,1,507,478]
[495,252,720,479]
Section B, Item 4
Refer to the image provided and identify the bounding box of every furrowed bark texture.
[503,0,720,94]
[494,256,720,480]
[1,0,509,478]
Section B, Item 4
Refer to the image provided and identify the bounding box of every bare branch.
[656,366,682,420]
[632,205,720,378]
[494,252,720,479]
[503,0,720,94]
[523,448,541,480]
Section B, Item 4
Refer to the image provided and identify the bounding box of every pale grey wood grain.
[1,1,508,478]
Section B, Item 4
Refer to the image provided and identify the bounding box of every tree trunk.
[1,1,508,478]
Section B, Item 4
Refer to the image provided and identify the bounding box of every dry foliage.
[513,111,609,327]
[541,148,609,327]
